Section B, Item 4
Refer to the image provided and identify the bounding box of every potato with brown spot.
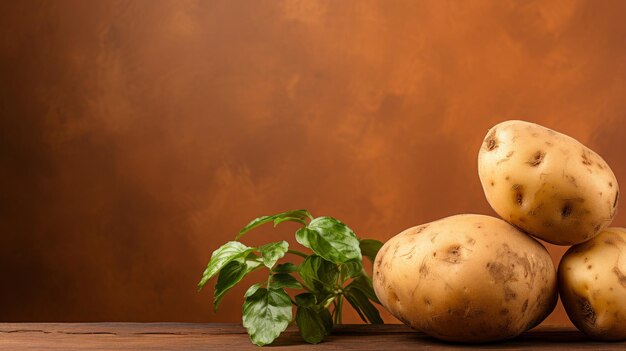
[373,214,557,343]
[559,228,626,340]
[478,120,619,245]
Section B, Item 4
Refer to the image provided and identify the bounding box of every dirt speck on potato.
[487,244,536,302]
[388,289,400,303]
[565,175,578,187]
[577,295,597,325]
[419,262,430,276]
[487,261,515,283]
[443,245,463,264]
[399,246,416,259]
[522,299,529,312]
[527,151,545,167]
[561,203,573,218]
[512,184,524,205]
[528,203,544,216]
[581,150,593,166]
[411,225,429,235]
[612,267,626,288]
[504,288,517,301]
[430,233,438,243]
[485,130,498,151]
[376,245,390,269]
[497,157,510,165]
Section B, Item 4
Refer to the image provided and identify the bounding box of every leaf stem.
[286,249,308,258]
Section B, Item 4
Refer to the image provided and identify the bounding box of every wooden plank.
[0,323,623,350]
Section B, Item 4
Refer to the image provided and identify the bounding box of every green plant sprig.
[197,209,384,346]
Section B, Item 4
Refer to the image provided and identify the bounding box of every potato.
[373,214,557,343]
[558,228,626,340]
[478,120,619,245]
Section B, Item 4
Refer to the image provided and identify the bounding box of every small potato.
[373,214,557,343]
[559,228,626,341]
[478,120,619,245]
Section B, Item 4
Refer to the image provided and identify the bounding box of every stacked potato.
[373,120,625,342]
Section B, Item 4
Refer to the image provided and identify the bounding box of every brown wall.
[2,0,626,325]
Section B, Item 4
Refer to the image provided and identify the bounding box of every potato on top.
[478,120,619,245]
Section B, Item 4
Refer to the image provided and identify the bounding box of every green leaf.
[344,287,383,324]
[273,262,298,273]
[244,283,263,298]
[271,273,302,289]
[295,292,317,307]
[340,259,363,281]
[242,287,293,346]
[213,255,263,311]
[298,255,339,292]
[295,292,335,311]
[347,275,380,304]
[198,241,254,290]
[296,306,333,344]
[320,305,333,334]
[258,241,289,269]
[295,293,333,344]
[296,217,362,264]
[360,239,384,263]
[236,209,312,240]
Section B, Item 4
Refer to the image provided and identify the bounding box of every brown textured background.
[2,0,626,325]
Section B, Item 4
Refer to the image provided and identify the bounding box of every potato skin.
[478,120,619,245]
[373,214,557,343]
[559,228,626,341]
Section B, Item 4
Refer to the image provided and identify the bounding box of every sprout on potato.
[478,120,619,245]
[373,214,558,343]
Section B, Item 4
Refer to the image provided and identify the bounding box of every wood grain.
[0,323,623,350]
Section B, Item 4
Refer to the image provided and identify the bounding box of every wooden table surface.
[0,323,623,350]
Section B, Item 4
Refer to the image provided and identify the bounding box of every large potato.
[373,214,557,343]
[558,228,626,340]
[478,120,619,245]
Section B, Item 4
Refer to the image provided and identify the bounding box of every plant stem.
[335,295,343,324]
[286,249,308,258]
